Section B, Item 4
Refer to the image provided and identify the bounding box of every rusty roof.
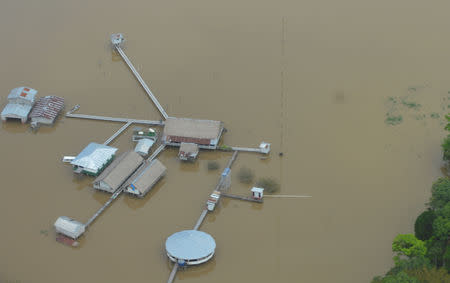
[30,96,64,121]
[163,117,223,140]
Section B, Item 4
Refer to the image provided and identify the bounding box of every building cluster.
[1,87,64,128]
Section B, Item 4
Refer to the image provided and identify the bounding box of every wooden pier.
[193,209,208,231]
[83,144,166,229]
[104,121,132,145]
[66,112,164,126]
[114,44,169,120]
[221,193,263,203]
[218,146,268,154]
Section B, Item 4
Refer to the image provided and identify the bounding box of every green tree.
[407,267,450,282]
[415,210,436,241]
[444,249,450,272]
[443,115,450,160]
[393,234,427,262]
[429,178,450,211]
[372,271,419,283]
[426,240,446,267]
[432,217,450,241]
[442,135,450,161]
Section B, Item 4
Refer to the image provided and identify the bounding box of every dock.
[168,151,239,283]
[84,143,165,229]
[104,121,133,145]
[217,145,270,154]
[113,44,169,120]
[220,193,263,203]
[66,112,164,126]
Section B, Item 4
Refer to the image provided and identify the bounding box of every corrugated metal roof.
[1,103,33,118]
[163,117,223,140]
[54,216,85,239]
[127,159,166,194]
[7,87,37,103]
[166,230,216,260]
[179,142,199,153]
[93,151,143,191]
[134,138,155,155]
[71,143,118,171]
[30,96,64,122]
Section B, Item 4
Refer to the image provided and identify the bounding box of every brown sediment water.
[1,1,450,282]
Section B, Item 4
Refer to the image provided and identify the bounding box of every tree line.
[372,116,450,282]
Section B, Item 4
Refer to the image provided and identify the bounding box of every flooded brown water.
[1,1,450,282]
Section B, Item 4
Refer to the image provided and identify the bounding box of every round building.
[165,230,216,266]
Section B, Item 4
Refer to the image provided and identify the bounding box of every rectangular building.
[162,117,223,149]
[1,87,37,123]
[93,151,143,193]
[70,143,118,176]
[125,159,166,198]
[30,96,65,126]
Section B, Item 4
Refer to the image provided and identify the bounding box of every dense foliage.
[373,116,450,282]
[414,210,436,241]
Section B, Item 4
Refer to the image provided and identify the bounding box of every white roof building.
[134,138,155,156]
[54,216,85,239]
[166,230,216,265]
[70,143,118,176]
[1,87,37,123]
[7,87,37,105]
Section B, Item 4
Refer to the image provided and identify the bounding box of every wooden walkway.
[66,112,164,126]
[167,151,239,283]
[114,45,169,120]
[84,144,166,229]
[104,121,132,145]
[221,193,263,203]
[218,146,268,154]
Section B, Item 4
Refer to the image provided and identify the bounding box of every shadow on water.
[1,119,30,133]
[123,178,167,210]
[165,257,217,279]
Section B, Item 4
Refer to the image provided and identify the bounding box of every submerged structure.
[126,158,166,198]
[165,230,216,266]
[134,138,155,156]
[70,143,118,176]
[30,95,64,128]
[1,87,37,123]
[93,151,143,193]
[178,142,199,161]
[54,216,85,240]
[162,117,224,149]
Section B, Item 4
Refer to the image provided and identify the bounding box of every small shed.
[1,87,37,123]
[70,143,118,176]
[165,230,216,266]
[93,151,143,193]
[178,142,199,161]
[132,126,157,142]
[126,159,166,198]
[251,187,264,200]
[30,95,64,127]
[54,216,85,239]
[134,138,155,156]
[162,117,224,149]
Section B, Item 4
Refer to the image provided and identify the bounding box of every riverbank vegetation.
[372,116,450,282]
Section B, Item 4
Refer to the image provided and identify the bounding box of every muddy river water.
[1,1,450,282]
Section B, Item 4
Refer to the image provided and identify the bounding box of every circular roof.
[165,230,216,260]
